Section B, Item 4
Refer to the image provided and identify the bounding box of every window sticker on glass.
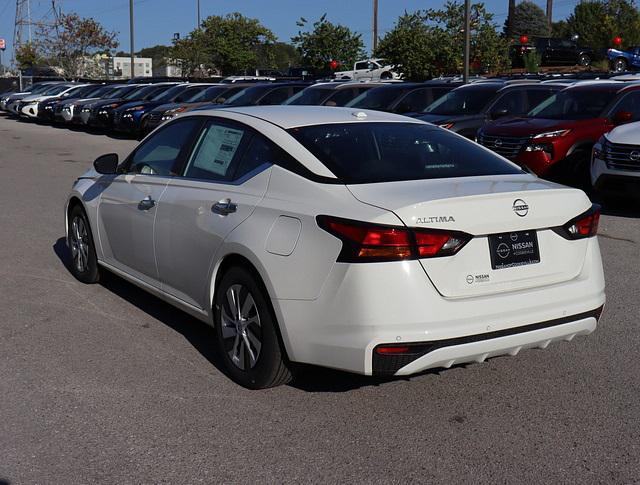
[188,125,245,179]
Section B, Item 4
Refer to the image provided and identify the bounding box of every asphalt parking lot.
[0,116,639,484]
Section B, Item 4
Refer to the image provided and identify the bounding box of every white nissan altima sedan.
[65,106,605,389]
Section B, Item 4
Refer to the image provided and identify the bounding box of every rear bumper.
[377,307,601,375]
[273,237,605,376]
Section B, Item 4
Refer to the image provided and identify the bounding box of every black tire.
[214,266,292,389]
[578,54,591,67]
[613,58,628,73]
[380,71,393,80]
[67,204,101,283]
[545,151,591,189]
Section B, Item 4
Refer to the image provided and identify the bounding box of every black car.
[86,83,179,129]
[416,82,563,139]
[345,82,461,114]
[141,83,253,134]
[284,82,385,107]
[218,82,310,107]
[513,37,595,67]
[112,84,213,135]
[75,84,147,125]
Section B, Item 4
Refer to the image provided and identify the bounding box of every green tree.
[566,0,640,50]
[137,44,171,69]
[171,12,276,76]
[36,12,118,78]
[291,14,365,71]
[551,20,570,38]
[510,1,551,38]
[375,2,510,80]
[14,42,41,70]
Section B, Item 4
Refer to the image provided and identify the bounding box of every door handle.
[212,199,237,216]
[138,195,155,210]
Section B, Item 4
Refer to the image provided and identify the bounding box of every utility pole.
[507,0,516,38]
[546,0,553,31]
[197,0,201,28]
[463,0,470,83]
[129,0,135,79]
[372,0,378,53]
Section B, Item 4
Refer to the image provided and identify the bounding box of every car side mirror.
[613,110,633,125]
[93,153,119,174]
[490,108,509,120]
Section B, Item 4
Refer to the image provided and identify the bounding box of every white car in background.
[591,120,640,199]
[65,106,605,389]
[19,83,86,118]
[336,58,402,81]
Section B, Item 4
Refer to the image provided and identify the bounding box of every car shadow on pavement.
[53,237,449,392]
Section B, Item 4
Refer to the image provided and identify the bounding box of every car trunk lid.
[347,174,592,298]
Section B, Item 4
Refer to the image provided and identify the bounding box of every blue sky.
[0,0,581,63]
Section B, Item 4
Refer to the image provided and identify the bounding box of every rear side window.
[395,87,450,113]
[325,88,363,107]
[288,122,522,184]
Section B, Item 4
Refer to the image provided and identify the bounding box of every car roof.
[564,81,628,91]
[192,105,424,129]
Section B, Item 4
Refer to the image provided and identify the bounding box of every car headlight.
[82,107,91,112]
[532,129,571,139]
[524,143,553,158]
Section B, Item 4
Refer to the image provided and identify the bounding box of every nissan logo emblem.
[513,199,529,217]
[630,151,640,162]
[494,139,503,147]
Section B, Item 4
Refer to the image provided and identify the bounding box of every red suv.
[477,82,640,180]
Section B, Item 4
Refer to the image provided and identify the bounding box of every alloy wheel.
[69,215,90,273]
[220,284,262,370]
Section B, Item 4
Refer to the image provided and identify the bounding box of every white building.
[108,57,153,79]
[152,59,183,78]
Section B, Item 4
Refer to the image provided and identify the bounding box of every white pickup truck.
[335,58,402,81]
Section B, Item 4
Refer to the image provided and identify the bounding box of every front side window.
[326,88,363,107]
[395,87,451,113]
[289,122,522,184]
[259,87,298,105]
[183,121,249,181]
[127,118,201,176]
[608,91,640,121]
[284,87,333,106]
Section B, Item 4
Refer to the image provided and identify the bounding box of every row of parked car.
[1,74,639,198]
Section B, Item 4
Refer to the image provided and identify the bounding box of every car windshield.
[81,85,108,98]
[30,83,56,94]
[189,86,228,102]
[346,87,405,110]
[528,89,619,119]
[62,85,90,98]
[151,85,187,102]
[44,84,73,95]
[121,85,152,100]
[289,122,523,184]
[423,87,499,115]
[223,86,270,106]
[284,87,333,105]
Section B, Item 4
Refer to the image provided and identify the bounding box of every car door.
[96,117,203,287]
[154,119,274,309]
[353,61,370,80]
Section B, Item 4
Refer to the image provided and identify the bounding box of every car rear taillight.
[553,204,600,240]
[317,216,471,263]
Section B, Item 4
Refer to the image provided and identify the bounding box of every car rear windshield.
[423,87,499,115]
[528,88,619,119]
[288,122,523,184]
[346,87,406,110]
[285,87,333,105]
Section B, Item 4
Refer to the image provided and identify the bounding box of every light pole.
[463,0,470,83]
[372,0,378,53]
[197,0,201,28]
[129,0,135,79]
